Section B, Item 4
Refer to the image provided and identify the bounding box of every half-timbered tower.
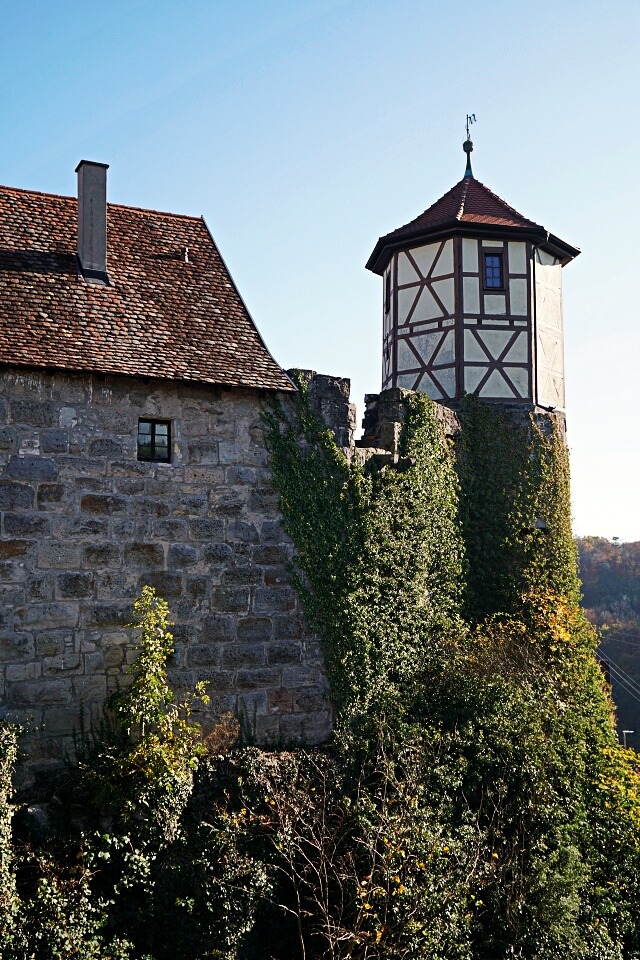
[366,141,579,411]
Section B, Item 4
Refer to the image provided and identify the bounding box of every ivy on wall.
[264,375,465,726]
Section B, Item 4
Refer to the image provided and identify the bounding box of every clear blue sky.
[1,0,638,540]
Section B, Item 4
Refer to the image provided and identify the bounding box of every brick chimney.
[76,160,109,279]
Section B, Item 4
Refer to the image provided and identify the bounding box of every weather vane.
[466,113,476,140]
[463,113,476,178]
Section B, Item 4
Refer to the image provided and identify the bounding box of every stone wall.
[0,368,334,781]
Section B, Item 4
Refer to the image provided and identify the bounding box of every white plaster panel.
[535,263,562,331]
[462,238,478,272]
[503,331,528,363]
[509,278,528,316]
[537,249,558,266]
[463,276,480,314]
[464,367,487,393]
[397,286,419,326]
[397,372,418,389]
[435,366,456,397]
[397,338,419,371]
[442,317,455,327]
[505,366,530,398]
[482,240,503,248]
[410,243,439,279]
[483,294,507,316]
[476,329,515,360]
[433,239,453,277]
[416,373,443,400]
[508,242,527,274]
[411,331,444,366]
[480,369,515,398]
[434,330,455,365]
[411,320,440,333]
[431,277,455,314]
[412,285,443,322]
[464,330,489,362]
[397,251,420,285]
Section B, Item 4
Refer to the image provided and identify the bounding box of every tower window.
[137,419,171,462]
[483,252,504,289]
[385,271,392,314]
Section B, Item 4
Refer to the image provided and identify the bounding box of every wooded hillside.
[577,536,640,748]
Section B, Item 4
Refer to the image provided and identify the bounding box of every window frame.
[137,419,172,463]
[482,251,505,291]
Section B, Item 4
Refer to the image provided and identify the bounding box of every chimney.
[76,160,109,279]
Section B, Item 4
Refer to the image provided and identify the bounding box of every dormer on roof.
[366,135,579,413]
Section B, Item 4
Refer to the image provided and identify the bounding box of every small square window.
[484,252,504,289]
[138,419,171,462]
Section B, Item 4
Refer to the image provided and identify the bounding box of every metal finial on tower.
[463,113,476,178]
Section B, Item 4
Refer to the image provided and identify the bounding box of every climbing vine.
[456,394,580,622]
[264,373,465,724]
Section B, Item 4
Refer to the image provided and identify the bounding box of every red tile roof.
[384,176,542,237]
[0,184,294,391]
[366,175,579,275]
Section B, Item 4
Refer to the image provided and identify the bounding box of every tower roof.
[366,175,580,275]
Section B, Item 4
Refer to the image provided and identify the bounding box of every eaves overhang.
[366,221,580,276]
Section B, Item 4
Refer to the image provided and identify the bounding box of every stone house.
[0,162,347,776]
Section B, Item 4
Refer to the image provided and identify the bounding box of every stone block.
[254,715,281,744]
[11,399,56,427]
[237,691,269,720]
[153,518,188,540]
[138,571,183,598]
[268,643,302,665]
[82,604,131,629]
[209,489,245,516]
[3,513,50,536]
[272,614,303,641]
[0,427,15,450]
[16,602,78,630]
[224,466,255,484]
[0,480,35,510]
[172,495,207,516]
[187,645,222,667]
[41,429,69,454]
[36,483,65,508]
[212,587,250,613]
[252,544,291,565]
[35,633,65,657]
[27,575,54,601]
[268,689,293,712]
[38,542,82,569]
[221,643,265,669]
[202,542,233,564]
[236,668,280,690]
[73,676,108,701]
[8,680,73,706]
[226,520,259,544]
[237,617,273,642]
[278,714,304,741]
[167,544,199,568]
[108,460,148,477]
[0,539,35,560]
[253,586,297,613]
[221,565,263,586]
[83,544,121,568]
[201,615,236,642]
[124,542,165,568]
[185,576,210,599]
[189,517,224,540]
[41,654,82,676]
[80,494,127,515]
[113,479,145,495]
[56,573,94,600]
[187,438,219,464]
[136,498,171,517]
[6,662,41,682]
[89,438,124,457]
[192,669,235,692]
[57,516,109,538]
[0,634,35,662]
[249,487,279,512]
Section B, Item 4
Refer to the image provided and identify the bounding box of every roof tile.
[0,185,294,392]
